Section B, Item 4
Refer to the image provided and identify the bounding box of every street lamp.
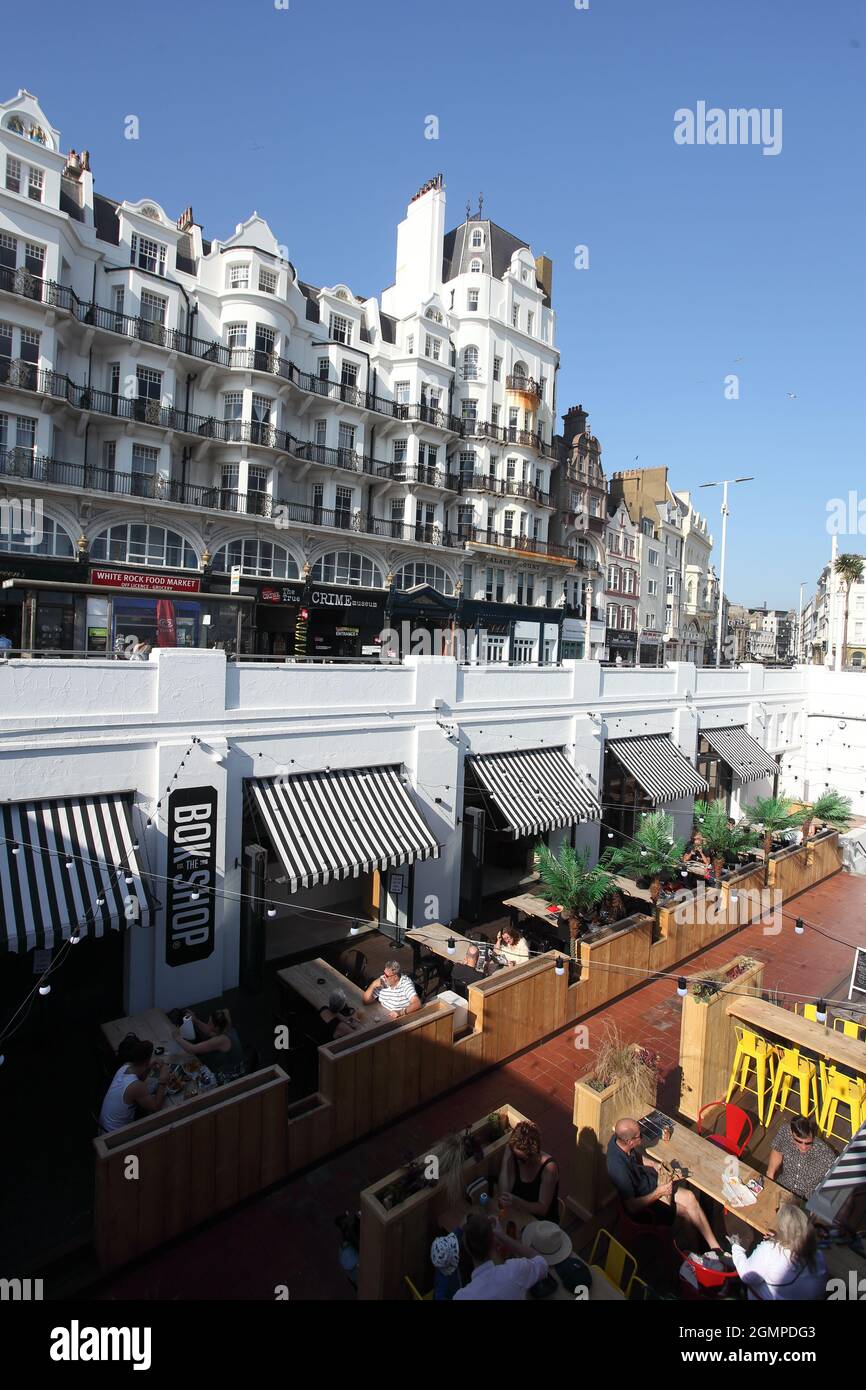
[797,581,807,663]
[699,476,754,668]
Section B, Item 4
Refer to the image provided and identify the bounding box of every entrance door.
[459,806,485,921]
[379,865,411,941]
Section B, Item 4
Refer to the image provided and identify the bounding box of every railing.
[505,373,542,400]
[462,526,569,558]
[460,418,555,458]
[375,463,460,490]
[459,472,550,506]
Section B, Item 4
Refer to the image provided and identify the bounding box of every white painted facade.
[0,651,830,1012]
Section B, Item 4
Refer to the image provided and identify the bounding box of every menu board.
[849,946,866,999]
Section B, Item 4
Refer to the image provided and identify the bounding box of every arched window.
[394,563,454,595]
[213,539,298,579]
[90,523,198,570]
[1,513,75,557]
[511,360,527,381]
[462,346,479,381]
[470,228,484,249]
[311,551,383,588]
[469,259,482,274]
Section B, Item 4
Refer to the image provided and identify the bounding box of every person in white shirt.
[728,1201,827,1300]
[98,1037,169,1133]
[494,925,530,968]
[453,1214,549,1300]
[362,960,420,1020]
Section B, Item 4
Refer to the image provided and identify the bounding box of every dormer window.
[330,312,351,344]
[470,228,484,249]
[227,262,250,289]
[131,233,166,275]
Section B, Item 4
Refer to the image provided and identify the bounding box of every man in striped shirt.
[363,960,420,1020]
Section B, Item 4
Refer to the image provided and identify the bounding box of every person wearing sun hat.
[521,1221,594,1295]
[430,1232,463,1300]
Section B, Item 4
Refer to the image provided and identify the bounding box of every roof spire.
[478,191,484,217]
[465,198,471,221]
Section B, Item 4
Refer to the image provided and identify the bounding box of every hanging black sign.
[165,786,218,966]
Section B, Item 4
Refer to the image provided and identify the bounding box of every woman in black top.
[498,1120,560,1222]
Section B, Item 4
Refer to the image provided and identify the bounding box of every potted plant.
[534,842,616,949]
[600,810,686,912]
[585,1023,659,1114]
[692,800,752,883]
[802,788,852,839]
[742,794,799,882]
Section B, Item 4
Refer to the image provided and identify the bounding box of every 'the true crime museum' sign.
[165,786,217,966]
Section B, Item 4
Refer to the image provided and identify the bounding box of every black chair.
[337,949,368,988]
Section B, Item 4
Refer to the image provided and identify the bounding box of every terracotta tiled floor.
[95,871,866,1301]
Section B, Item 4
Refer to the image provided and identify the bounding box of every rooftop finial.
[478,191,484,217]
[465,198,471,221]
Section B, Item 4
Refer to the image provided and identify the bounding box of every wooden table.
[405,921,473,965]
[278,958,391,1029]
[643,1115,788,1236]
[726,997,866,1075]
[101,1007,175,1054]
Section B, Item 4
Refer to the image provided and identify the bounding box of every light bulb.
[65,858,74,870]
[266,906,277,919]
[447,937,456,955]
[39,983,51,996]
[12,843,20,855]
[125,873,135,885]
[794,917,804,935]
[676,977,687,997]
[350,920,360,936]
[555,959,565,976]
[607,832,613,839]
[96,896,105,907]
[815,1000,827,1024]
[730,892,739,904]
[70,931,82,944]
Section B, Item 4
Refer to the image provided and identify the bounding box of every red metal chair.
[697,1100,753,1156]
[675,1240,740,1299]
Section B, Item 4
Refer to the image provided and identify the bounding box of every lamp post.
[797,581,806,663]
[699,476,754,668]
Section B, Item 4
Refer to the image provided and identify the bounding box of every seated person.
[729,1201,828,1300]
[450,943,490,995]
[682,831,711,869]
[362,960,420,1020]
[430,1232,463,1300]
[317,989,359,1041]
[173,1007,246,1082]
[766,1116,836,1200]
[494,924,530,967]
[453,1214,548,1300]
[98,1038,169,1133]
[498,1120,560,1221]
[606,1117,720,1251]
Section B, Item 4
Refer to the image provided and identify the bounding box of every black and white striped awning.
[607,735,708,806]
[807,1118,866,1226]
[247,766,440,893]
[466,747,601,838]
[0,793,157,953]
[700,726,779,782]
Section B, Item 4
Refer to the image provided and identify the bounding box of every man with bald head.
[607,1117,719,1251]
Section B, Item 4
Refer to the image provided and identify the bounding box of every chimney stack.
[561,404,588,449]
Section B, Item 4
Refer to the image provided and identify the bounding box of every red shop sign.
[90,568,201,593]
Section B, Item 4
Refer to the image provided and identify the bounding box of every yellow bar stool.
[726,1026,776,1124]
[765,1045,820,1125]
[818,1061,866,1141]
[794,1002,819,1022]
[833,1017,866,1042]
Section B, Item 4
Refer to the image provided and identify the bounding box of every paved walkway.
[95,871,865,1301]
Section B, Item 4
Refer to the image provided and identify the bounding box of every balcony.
[505,373,542,403]
[375,463,460,490]
[460,418,555,458]
[460,472,551,506]
[462,526,570,560]
[0,447,461,550]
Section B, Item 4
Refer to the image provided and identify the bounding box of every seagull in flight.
[786,392,797,399]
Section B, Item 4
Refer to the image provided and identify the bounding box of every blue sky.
[3,0,864,608]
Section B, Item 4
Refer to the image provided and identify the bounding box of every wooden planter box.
[678,956,765,1122]
[768,831,841,899]
[571,1051,657,1220]
[358,1104,529,1301]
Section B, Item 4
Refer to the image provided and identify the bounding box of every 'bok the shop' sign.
[165,786,217,966]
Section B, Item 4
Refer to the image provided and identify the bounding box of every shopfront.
[461,600,562,665]
[606,629,638,666]
[2,568,251,655]
[638,629,663,666]
[306,584,387,659]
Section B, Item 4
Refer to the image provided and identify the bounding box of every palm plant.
[692,800,752,882]
[535,843,615,939]
[599,811,686,908]
[835,554,865,668]
[804,789,853,835]
[742,793,799,881]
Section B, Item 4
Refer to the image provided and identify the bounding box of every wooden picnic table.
[726,997,866,1075]
[101,1007,176,1055]
[277,957,392,1029]
[642,1113,788,1237]
[405,921,473,964]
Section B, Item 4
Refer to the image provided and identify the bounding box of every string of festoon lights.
[2,738,859,1056]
